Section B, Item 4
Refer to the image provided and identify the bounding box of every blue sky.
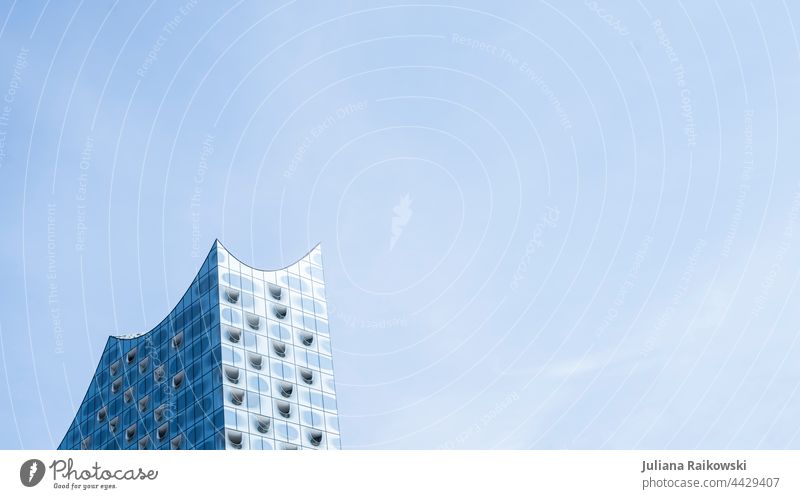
[1,0,800,449]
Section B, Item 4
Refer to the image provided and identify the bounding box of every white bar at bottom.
[2,450,798,498]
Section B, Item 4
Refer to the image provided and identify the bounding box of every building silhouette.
[58,241,340,450]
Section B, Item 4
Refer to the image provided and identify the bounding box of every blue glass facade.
[58,241,340,450]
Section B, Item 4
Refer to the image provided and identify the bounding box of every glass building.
[58,241,341,450]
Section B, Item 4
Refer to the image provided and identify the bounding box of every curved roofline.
[62,239,323,447]
[215,239,322,273]
[107,240,321,340]
[61,239,323,446]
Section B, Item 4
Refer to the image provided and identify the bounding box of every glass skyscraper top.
[58,241,341,450]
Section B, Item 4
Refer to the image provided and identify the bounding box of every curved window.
[227,430,243,449]
[110,360,120,376]
[171,434,182,450]
[138,436,150,450]
[172,331,184,349]
[154,365,165,383]
[81,436,92,450]
[256,416,271,433]
[126,347,137,364]
[109,416,119,434]
[223,365,240,384]
[273,304,287,320]
[97,406,107,422]
[300,332,314,346]
[224,287,240,304]
[276,401,291,418]
[138,395,150,412]
[111,377,122,394]
[279,382,293,398]
[124,387,134,404]
[300,368,314,385]
[125,424,136,442]
[248,352,263,370]
[169,435,183,450]
[138,356,150,374]
[172,370,185,389]
[154,404,167,423]
[272,340,286,357]
[230,388,245,405]
[157,423,169,441]
[268,283,282,300]
[308,430,323,447]
[246,313,261,330]
[226,327,241,343]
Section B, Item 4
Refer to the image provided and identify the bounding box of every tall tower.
[58,241,341,450]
